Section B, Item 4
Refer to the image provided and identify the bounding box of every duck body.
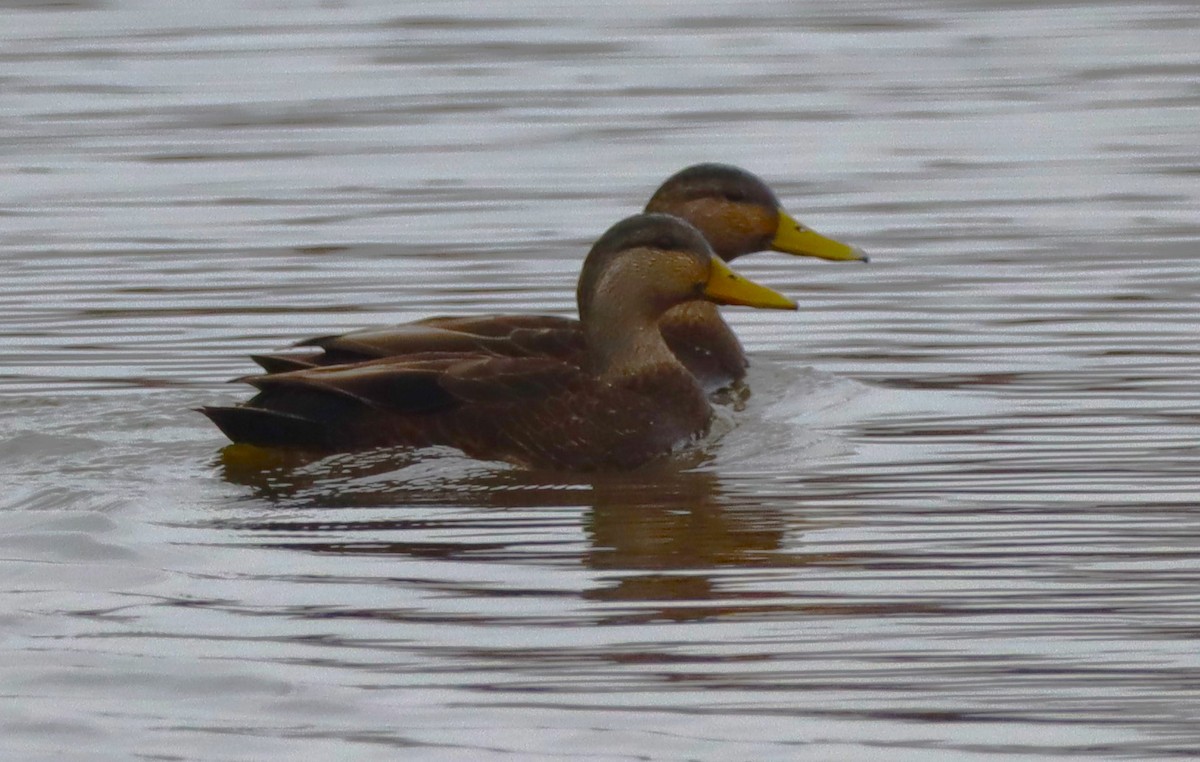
[202,214,799,471]
[250,164,865,390]
[206,354,711,470]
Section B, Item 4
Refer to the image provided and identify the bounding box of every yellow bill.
[703,257,797,310]
[772,209,869,262]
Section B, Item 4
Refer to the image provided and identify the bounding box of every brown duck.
[202,214,798,470]
[252,163,866,391]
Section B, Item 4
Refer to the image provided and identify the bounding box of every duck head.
[644,163,868,263]
[578,214,795,377]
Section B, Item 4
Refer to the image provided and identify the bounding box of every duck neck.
[585,298,683,381]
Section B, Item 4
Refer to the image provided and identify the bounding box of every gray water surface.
[2,1,1199,759]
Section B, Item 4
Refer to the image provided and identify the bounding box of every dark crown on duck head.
[576,213,713,319]
[647,163,780,209]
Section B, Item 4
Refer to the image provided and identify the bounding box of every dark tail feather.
[250,353,320,374]
[198,406,330,449]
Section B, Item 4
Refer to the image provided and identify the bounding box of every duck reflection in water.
[581,469,788,614]
[212,450,809,619]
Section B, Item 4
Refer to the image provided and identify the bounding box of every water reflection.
[213,448,808,612]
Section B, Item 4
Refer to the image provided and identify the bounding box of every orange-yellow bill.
[772,209,868,262]
[703,257,797,310]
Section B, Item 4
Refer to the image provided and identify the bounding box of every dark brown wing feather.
[437,356,582,403]
[249,314,585,372]
[250,308,744,391]
[244,354,467,413]
[249,353,321,374]
[199,405,334,449]
[413,314,578,337]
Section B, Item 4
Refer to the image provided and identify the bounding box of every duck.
[201,214,798,470]
[251,163,867,391]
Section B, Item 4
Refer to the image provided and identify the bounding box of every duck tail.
[249,353,319,374]
[197,405,330,449]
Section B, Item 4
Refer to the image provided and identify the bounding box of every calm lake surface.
[2,0,1199,759]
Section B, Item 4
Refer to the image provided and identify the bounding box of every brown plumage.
[201,214,798,470]
[251,163,866,390]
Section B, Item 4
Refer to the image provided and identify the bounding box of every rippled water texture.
[3,1,1199,759]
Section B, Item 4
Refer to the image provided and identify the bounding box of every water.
[2,0,1199,759]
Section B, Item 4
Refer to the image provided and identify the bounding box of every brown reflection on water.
[582,473,785,611]
[211,446,858,613]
